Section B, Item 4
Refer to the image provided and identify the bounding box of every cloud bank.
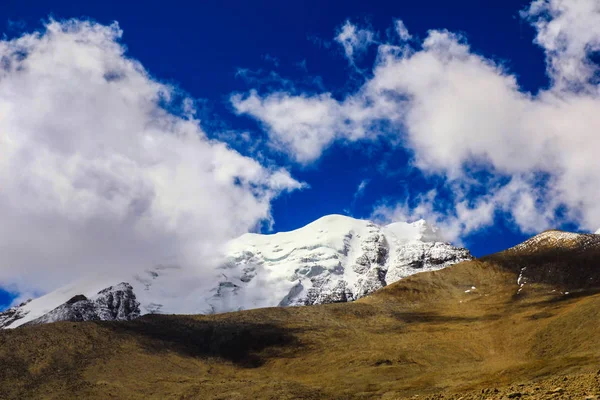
[232,0,600,240]
[0,20,301,299]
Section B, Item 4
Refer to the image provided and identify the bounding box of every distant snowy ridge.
[25,283,140,326]
[0,215,472,328]
[0,283,140,328]
[508,230,600,253]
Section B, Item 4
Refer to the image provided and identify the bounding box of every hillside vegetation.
[2,231,600,399]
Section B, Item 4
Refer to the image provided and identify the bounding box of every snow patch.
[517,267,527,294]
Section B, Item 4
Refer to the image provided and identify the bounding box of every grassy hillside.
[2,238,600,399]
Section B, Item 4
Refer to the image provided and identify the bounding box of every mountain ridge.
[0,214,472,328]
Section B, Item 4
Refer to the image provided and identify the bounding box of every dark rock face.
[66,295,88,305]
[95,284,142,321]
[315,280,353,304]
[25,283,140,326]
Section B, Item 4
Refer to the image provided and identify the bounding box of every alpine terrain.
[2,229,600,399]
[0,215,471,329]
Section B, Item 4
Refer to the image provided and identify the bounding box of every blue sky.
[1,0,599,309]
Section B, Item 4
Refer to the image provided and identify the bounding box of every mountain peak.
[222,214,469,312]
[508,230,600,254]
[249,215,443,243]
[2,214,469,328]
[384,219,442,243]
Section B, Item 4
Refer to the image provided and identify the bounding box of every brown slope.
[2,231,600,399]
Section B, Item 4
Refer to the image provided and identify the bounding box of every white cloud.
[0,20,301,297]
[394,19,411,41]
[231,90,347,163]
[354,179,369,199]
[233,0,600,240]
[523,0,600,90]
[335,20,375,64]
[372,176,558,243]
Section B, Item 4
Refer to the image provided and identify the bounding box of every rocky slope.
[0,215,471,328]
[484,229,600,293]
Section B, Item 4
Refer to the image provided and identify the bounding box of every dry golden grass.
[2,243,600,399]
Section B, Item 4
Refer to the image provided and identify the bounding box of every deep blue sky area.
[0,0,554,307]
[0,294,9,309]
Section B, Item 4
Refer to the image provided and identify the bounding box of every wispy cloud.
[354,179,369,200]
[394,19,411,42]
[262,53,280,67]
[296,59,308,72]
[307,34,333,49]
[335,20,375,65]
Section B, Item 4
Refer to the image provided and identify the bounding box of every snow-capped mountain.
[0,215,472,328]
[24,283,140,326]
[220,215,472,311]
[0,283,140,328]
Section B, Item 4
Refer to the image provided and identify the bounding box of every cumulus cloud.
[231,90,348,163]
[372,177,557,244]
[0,20,301,298]
[232,0,600,240]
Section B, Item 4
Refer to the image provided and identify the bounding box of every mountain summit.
[223,215,471,310]
[0,215,471,328]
